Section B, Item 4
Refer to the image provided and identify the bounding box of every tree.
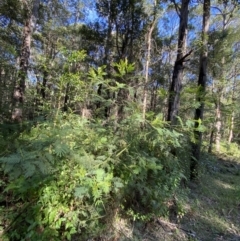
[191,0,210,180]
[142,0,159,121]
[95,0,147,120]
[210,2,238,152]
[167,0,191,125]
[12,0,40,121]
[0,0,22,121]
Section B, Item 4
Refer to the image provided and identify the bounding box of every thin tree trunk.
[12,19,31,121]
[167,0,190,125]
[208,129,214,153]
[142,0,157,121]
[150,84,159,112]
[12,0,40,121]
[215,100,221,152]
[41,70,48,99]
[63,83,70,112]
[214,3,235,152]
[228,111,234,143]
[191,0,210,180]
[228,70,236,144]
[97,5,114,120]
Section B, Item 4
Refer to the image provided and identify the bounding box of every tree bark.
[191,0,210,180]
[142,0,157,121]
[215,100,221,152]
[63,83,70,112]
[208,129,214,153]
[213,3,236,152]
[228,69,237,143]
[213,3,231,151]
[12,18,31,121]
[167,0,190,125]
[40,70,48,100]
[228,111,234,143]
[12,0,40,121]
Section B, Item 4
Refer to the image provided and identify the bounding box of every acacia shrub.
[0,57,187,240]
[115,113,185,220]
[0,112,187,240]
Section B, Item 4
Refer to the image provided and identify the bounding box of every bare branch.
[177,49,193,63]
[171,0,181,17]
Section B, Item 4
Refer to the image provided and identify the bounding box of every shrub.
[0,57,187,240]
[0,111,186,240]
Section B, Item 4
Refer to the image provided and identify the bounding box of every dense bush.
[0,110,185,240]
[0,57,187,240]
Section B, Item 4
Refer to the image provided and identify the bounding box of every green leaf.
[74,187,88,199]
[23,163,36,178]
[53,141,70,157]
[49,209,57,223]
[66,232,71,241]
[94,169,105,182]
[116,81,126,89]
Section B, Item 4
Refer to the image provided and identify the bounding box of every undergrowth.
[179,151,240,241]
[0,56,190,240]
[0,111,186,240]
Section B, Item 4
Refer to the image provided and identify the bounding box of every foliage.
[220,141,240,158]
[1,0,240,238]
[0,60,187,240]
[113,113,185,220]
[1,114,113,240]
[0,114,185,240]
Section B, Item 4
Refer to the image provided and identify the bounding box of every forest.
[0,0,240,240]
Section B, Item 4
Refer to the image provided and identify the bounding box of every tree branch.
[177,49,193,63]
[171,0,181,17]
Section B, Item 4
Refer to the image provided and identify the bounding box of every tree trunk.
[191,0,210,180]
[167,0,190,125]
[150,83,159,112]
[208,129,214,153]
[213,2,235,152]
[228,65,237,143]
[12,0,40,121]
[63,83,70,112]
[41,70,48,100]
[142,0,157,121]
[12,19,31,121]
[96,3,113,115]
[228,111,234,143]
[215,54,225,152]
[215,100,221,152]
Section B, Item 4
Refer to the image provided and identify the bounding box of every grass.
[107,151,240,241]
[179,153,240,241]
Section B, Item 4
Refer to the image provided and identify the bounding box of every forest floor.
[111,153,240,241]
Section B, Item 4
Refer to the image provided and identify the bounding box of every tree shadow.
[179,153,240,241]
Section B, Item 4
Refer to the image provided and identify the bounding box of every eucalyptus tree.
[0,0,23,121]
[96,0,147,63]
[191,0,210,180]
[208,1,239,152]
[167,0,192,125]
[28,0,90,117]
[227,60,240,143]
[142,0,161,121]
[95,0,148,120]
[11,0,41,121]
